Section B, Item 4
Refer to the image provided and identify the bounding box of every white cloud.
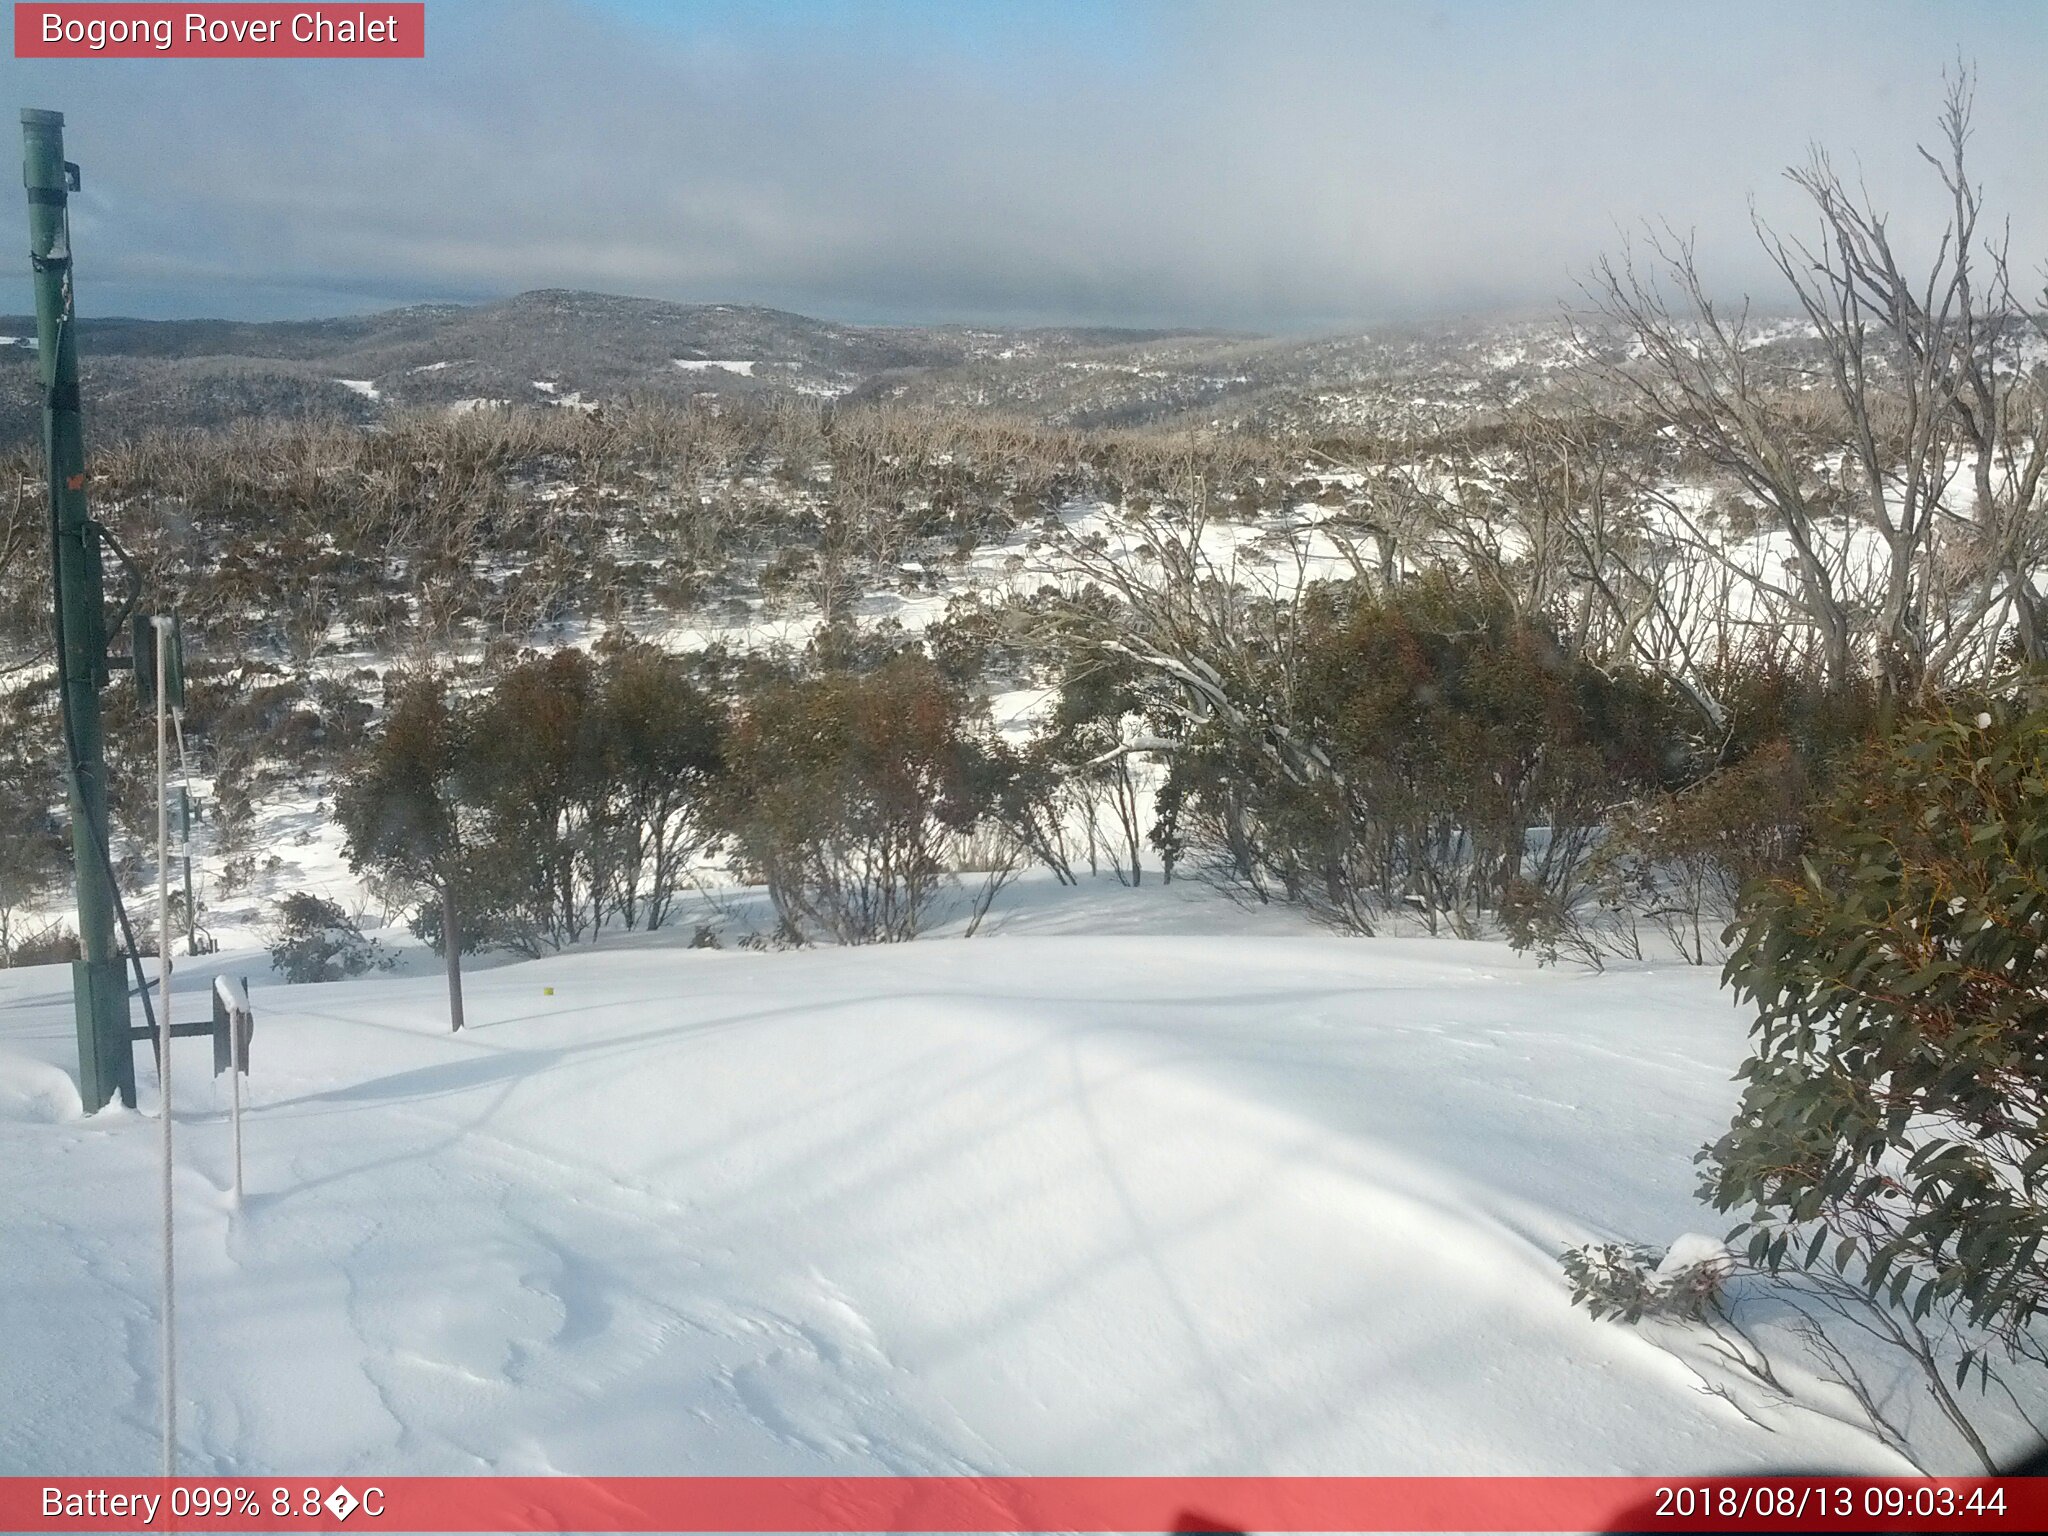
[11,0,2044,328]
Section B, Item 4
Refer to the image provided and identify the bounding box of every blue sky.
[5,0,2045,329]
[593,0,1161,68]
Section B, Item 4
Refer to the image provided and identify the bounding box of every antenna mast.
[23,108,135,1111]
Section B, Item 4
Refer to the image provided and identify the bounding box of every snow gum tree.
[334,674,479,1031]
[1124,572,1673,936]
[462,650,606,950]
[1584,75,2048,700]
[587,640,724,933]
[1042,648,1154,886]
[713,653,1001,944]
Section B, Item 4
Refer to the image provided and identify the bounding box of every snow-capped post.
[442,885,466,1033]
[230,997,243,1206]
[213,975,253,1206]
[180,789,197,955]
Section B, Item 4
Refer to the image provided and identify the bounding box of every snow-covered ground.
[6,874,2024,1481]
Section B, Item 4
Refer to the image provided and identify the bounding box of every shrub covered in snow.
[1562,1236,1733,1323]
[268,891,393,984]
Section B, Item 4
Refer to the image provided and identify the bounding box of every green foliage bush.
[336,675,472,909]
[1562,1240,1731,1324]
[1706,680,2048,1367]
[1159,575,1676,934]
[712,653,1005,943]
[1590,741,1812,963]
[458,643,725,949]
[340,647,727,961]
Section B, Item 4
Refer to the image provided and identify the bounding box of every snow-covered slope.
[0,880,1996,1478]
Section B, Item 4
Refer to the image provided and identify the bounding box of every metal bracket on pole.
[126,610,183,708]
[129,1000,253,1076]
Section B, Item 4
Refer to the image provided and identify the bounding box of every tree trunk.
[440,884,466,1033]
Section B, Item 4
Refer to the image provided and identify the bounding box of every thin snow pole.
[229,1003,244,1207]
[172,709,198,955]
[154,614,175,1477]
[214,974,249,1205]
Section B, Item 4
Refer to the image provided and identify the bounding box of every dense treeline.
[292,565,1888,985]
[328,632,1058,1025]
[0,398,1295,670]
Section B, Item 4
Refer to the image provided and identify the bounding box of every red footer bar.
[4,1477,2044,1533]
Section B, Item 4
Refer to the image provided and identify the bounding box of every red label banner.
[1,1476,2044,1532]
[14,4,424,58]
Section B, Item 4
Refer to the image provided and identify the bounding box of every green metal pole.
[23,108,133,1111]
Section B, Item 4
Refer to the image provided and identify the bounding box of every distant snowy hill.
[0,285,1859,446]
[0,291,1212,444]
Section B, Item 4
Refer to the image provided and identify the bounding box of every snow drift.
[0,883,1926,1477]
